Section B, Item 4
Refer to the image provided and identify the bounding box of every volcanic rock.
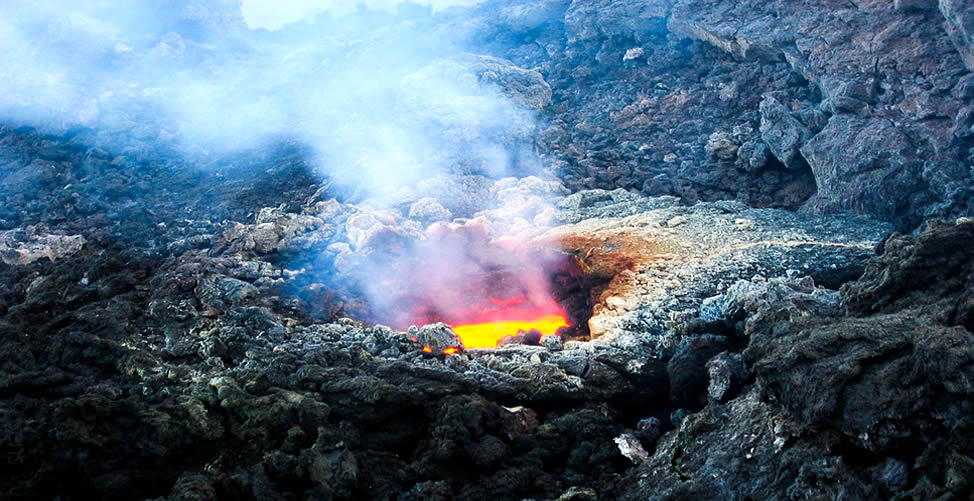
[705,351,747,403]
[758,94,810,169]
[0,226,85,265]
[459,54,553,112]
[408,197,453,222]
[842,218,974,330]
[941,0,974,70]
[664,0,972,227]
[544,192,890,344]
[614,433,650,465]
[799,115,927,225]
[617,219,974,499]
[564,0,669,43]
[1,1,973,499]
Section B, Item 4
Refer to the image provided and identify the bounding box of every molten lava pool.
[451,313,569,349]
[368,221,587,350]
[412,295,572,349]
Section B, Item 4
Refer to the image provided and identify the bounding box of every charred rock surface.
[619,219,974,499]
[459,0,974,229]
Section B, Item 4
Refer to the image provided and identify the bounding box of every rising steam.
[0,0,567,341]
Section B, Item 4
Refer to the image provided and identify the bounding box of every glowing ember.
[452,313,569,349]
[411,294,572,349]
[368,225,583,350]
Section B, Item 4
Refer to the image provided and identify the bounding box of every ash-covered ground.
[2,1,974,500]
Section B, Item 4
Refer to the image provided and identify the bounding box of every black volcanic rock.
[843,218,974,330]
[458,0,974,228]
[665,0,972,228]
[799,115,929,225]
[941,0,974,70]
[617,219,974,499]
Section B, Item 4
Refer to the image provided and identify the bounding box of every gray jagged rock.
[666,0,972,227]
[0,226,85,265]
[940,0,974,70]
[195,275,259,313]
[564,0,670,43]
[800,115,928,226]
[759,94,810,169]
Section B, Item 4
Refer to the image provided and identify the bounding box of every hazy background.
[240,0,480,30]
[0,0,545,205]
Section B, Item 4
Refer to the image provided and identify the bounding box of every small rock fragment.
[635,416,662,446]
[614,433,650,465]
[623,47,645,61]
[542,335,564,351]
[666,215,687,228]
[408,197,453,222]
[706,351,748,402]
[706,131,739,160]
[558,486,598,501]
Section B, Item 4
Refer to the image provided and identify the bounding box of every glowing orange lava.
[409,293,572,349]
[451,313,569,349]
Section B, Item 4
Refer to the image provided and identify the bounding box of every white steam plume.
[0,0,543,202]
[240,0,481,31]
[0,0,566,333]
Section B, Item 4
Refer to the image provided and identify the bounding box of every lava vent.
[351,218,613,350]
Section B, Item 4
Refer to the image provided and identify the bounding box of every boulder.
[759,95,810,169]
[800,115,927,225]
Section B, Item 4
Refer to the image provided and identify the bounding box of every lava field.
[1,1,973,500]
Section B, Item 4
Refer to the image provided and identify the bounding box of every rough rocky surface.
[619,219,974,500]
[458,0,974,229]
[4,112,966,499]
[545,189,889,346]
[0,122,907,500]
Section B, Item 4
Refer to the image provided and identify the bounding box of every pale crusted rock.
[557,486,598,501]
[623,47,646,61]
[614,433,650,464]
[345,212,410,252]
[665,215,686,227]
[408,197,452,222]
[461,54,553,111]
[0,227,85,265]
[546,192,889,344]
[705,131,738,160]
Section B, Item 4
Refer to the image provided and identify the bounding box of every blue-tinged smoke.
[0,0,568,332]
[0,0,544,203]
